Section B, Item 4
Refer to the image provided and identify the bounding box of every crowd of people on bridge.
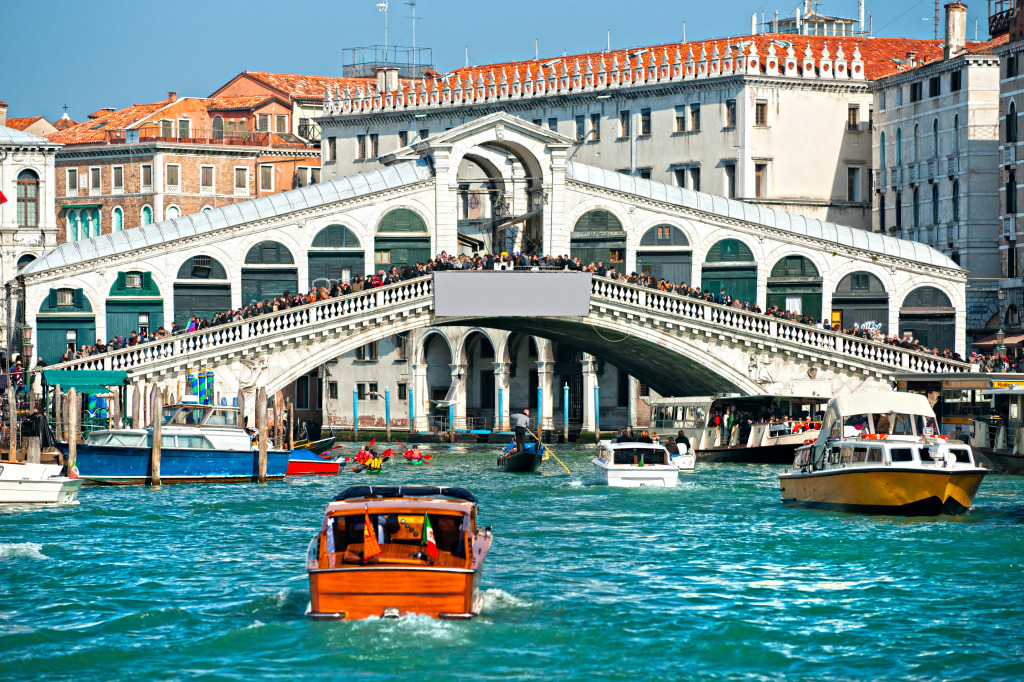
[49,249,982,367]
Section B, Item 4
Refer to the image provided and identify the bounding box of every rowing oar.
[393,439,433,460]
[525,428,571,474]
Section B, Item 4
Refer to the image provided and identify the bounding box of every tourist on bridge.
[510,409,531,453]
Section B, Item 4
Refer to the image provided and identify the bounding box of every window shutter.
[116,272,127,291]
[74,288,84,309]
[142,271,153,291]
[48,289,57,308]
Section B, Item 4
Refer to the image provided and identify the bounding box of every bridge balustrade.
[38,273,966,379]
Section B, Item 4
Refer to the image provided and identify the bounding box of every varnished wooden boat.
[306,485,493,620]
[293,436,336,456]
[497,442,542,472]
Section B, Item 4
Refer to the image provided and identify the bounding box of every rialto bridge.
[19,113,968,425]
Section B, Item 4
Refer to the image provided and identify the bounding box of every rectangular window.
[234,167,248,195]
[138,312,150,335]
[880,91,887,110]
[619,110,630,138]
[724,163,737,199]
[311,168,320,184]
[547,117,558,132]
[257,114,270,132]
[165,164,180,192]
[951,70,962,92]
[725,99,737,128]
[1009,55,1019,78]
[275,115,288,133]
[590,113,601,141]
[398,383,408,400]
[368,382,379,400]
[639,382,650,398]
[637,168,652,180]
[532,118,542,126]
[675,105,686,133]
[296,166,310,188]
[357,134,366,160]
[112,166,123,193]
[754,163,768,198]
[375,249,391,264]
[328,381,338,400]
[689,167,701,192]
[689,104,701,131]
[259,165,273,192]
[142,164,152,190]
[200,165,214,194]
[910,82,923,103]
[357,383,366,401]
[847,105,860,131]
[355,341,379,361]
[178,118,190,138]
[928,76,941,98]
[847,167,861,202]
[755,101,768,127]
[89,167,101,195]
[66,168,78,196]
[369,133,379,158]
[296,376,309,409]
[674,168,686,187]
[609,248,624,263]
[326,136,337,162]
[419,128,429,140]
[161,119,173,137]
[575,115,585,141]
[57,289,74,306]
[126,272,143,288]
[398,130,409,147]
[640,108,652,136]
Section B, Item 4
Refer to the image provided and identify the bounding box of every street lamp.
[20,324,32,363]
[997,327,1007,358]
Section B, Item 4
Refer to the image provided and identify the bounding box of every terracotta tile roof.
[438,34,953,86]
[874,33,1009,80]
[48,100,171,145]
[207,95,275,110]
[52,117,78,131]
[240,71,381,100]
[5,116,47,131]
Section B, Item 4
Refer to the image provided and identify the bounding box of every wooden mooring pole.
[286,399,293,450]
[256,387,268,483]
[54,384,63,443]
[150,387,162,486]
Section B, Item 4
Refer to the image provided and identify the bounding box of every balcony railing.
[298,123,320,142]
[105,128,273,147]
[908,164,917,183]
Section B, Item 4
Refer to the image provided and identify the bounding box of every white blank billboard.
[433,271,592,317]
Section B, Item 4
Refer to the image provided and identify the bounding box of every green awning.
[60,203,102,210]
[41,370,129,394]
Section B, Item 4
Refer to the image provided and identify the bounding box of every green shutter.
[116,272,127,291]
[74,288,84,309]
[48,289,57,309]
[142,272,153,290]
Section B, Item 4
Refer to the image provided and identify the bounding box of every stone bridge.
[47,273,966,426]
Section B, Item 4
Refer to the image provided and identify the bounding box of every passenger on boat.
[676,430,691,451]
[665,437,678,455]
[511,409,531,452]
[638,430,654,444]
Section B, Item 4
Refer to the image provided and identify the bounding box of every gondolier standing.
[511,409,531,452]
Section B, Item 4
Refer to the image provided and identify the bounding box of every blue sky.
[2,0,995,122]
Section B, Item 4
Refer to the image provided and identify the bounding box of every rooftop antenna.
[405,1,420,54]
[377,0,389,52]
[921,0,939,40]
[607,29,610,51]
[683,22,686,42]
[466,45,469,67]
[535,39,538,60]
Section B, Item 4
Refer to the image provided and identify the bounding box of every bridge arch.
[765,254,823,319]
[307,223,364,287]
[831,270,890,333]
[570,208,629,273]
[896,285,956,351]
[700,237,759,304]
[174,254,232,327]
[634,220,694,284]
[242,240,298,305]
[374,206,433,272]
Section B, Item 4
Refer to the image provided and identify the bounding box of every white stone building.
[870,2,1006,340]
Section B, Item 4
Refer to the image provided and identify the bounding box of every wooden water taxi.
[649,394,827,463]
[592,440,679,487]
[306,485,493,620]
[779,392,987,516]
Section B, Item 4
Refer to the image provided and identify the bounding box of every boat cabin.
[85,430,219,450]
[161,404,242,428]
[598,442,671,466]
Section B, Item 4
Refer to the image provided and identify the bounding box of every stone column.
[492,361,510,431]
[581,353,598,433]
[412,363,429,431]
[536,360,555,430]
[449,363,468,429]
[432,146,460,256]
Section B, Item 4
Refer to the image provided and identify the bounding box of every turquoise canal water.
[2,444,1023,681]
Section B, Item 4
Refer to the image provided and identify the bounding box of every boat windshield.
[840,412,937,437]
[205,409,239,427]
[611,448,667,466]
[162,406,209,426]
[324,511,469,565]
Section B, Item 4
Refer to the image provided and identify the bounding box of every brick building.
[47,92,320,242]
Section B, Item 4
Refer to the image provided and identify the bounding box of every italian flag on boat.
[423,513,438,559]
[363,508,382,560]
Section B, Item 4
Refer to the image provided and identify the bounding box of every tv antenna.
[405,1,421,53]
[377,0,389,51]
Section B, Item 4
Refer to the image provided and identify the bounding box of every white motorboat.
[592,440,679,487]
[0,461,82,505]
[670,448,696,472]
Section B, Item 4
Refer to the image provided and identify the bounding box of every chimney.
[751,13,758,35]
[0,101,6,128]
[168,91,178,103]
[906,51,918,67]
[944,2,967,60]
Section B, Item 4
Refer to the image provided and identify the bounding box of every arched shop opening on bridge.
[636,224,691,283]
[375,209,431,272]
[242,241,297,305]
[570,210,627,274]
[308,224,363,287]
[175,255,231,327]
[701,239,756,303]
[899,286,955,351]
[831,272,889,332]
[766,255,822,319]
[107,271,163,341]
[461,330,497,427]
[421,331,455,426]
[38,288,95,363]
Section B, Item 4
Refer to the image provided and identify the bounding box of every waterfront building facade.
[871,3,1006,342]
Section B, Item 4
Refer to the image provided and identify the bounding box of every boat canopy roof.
[333,485,477,504]
[830,391,934,418]
[41,369,128,394]
[651,394,827,406]
[979,388,1024,396]
[602,440,667,450]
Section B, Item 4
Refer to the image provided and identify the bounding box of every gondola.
[497,442,543,472]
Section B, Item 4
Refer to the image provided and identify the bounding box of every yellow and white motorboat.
[779,392,987,516]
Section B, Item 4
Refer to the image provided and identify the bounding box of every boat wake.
[0,542,49,561]
[481,588,532,610]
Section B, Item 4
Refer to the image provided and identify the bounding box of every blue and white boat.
[58,400,290,485]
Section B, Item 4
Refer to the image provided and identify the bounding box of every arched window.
[67,209,79,241]
[913,187,920,228]
[913,124,920,163]
[312,224,361,248]
[16,169,39,227]
[896,128,903,166]
[112,207,123,232]
[952,180,960,222]
[1008,101,1018,144]
[244,241,295,264]
[573,209,624,233]
[931,183,939,225]
[1009,171,1018,214]
[166,205,180,220]
[880,131,886,170]
[141,206,153,225]
[82,208,98,238]
[377,208,427,232]
[932,118,939,158]
[638,224,689,247]
[706,239,754,262]
[953,114,961,156]
[16,254,36,269]
[202,206,212,213]
[212,115,224,141]
[895,191,903,229]
[879,194,887,232]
